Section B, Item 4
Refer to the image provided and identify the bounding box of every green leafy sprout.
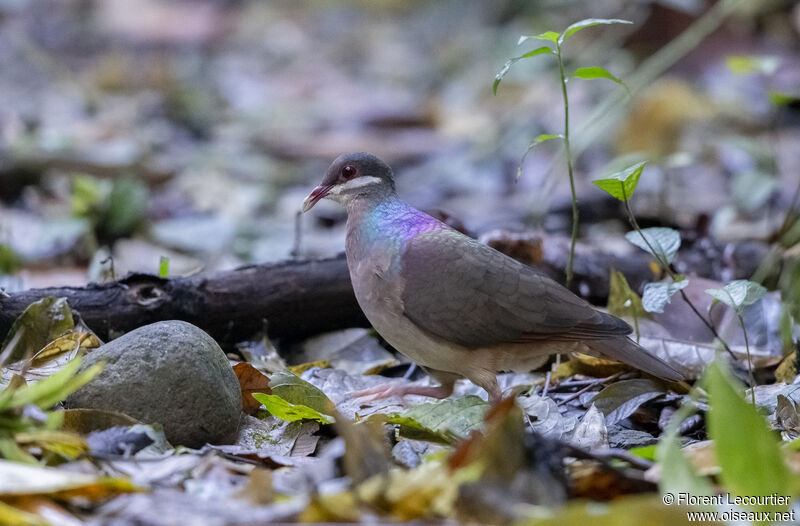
[705,280,767,403]
[592,161,735,358]
[494,18,632,288]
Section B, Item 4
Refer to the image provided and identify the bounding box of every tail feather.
[587,336,684,381]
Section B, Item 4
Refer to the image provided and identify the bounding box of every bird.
[302,152,683,403]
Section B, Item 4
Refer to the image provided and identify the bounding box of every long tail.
[586,336,684,381]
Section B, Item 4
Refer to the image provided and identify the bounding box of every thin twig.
[558,371,624,405]
[542,370,552,397]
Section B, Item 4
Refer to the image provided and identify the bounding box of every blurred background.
[0,0,798,291]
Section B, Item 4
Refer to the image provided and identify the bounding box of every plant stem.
[621,196,736,358]
[629,293,640,343]
[737,311,756,405]
[556,44,579,288]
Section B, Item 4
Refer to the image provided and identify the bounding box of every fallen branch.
[0,256,367,345]
[0,235,771,345]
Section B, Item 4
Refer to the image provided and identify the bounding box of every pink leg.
[353,382,455,403]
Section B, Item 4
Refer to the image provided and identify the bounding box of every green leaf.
[607,269,648,319]
[628,445,656,461]
[158,256,169,278]
[732,171,776,212]
[493,46,554,94]
[104,178,148,238]
[386,396,489,445]
[625,227,681,264]
[71,175,107,218]
[592,161,646,201]
[572,66,627,89]
[705,280,767,313]
[642,279,689,314]
[657,401,713,500]
[558,18,632,45]
[6,357,102,410]
[516,134,563,180]
[725,55,779,75]
[0,438,39,464]
[0,245,21,275]
[519,46,555,59]
[0,298,75,364]
[705,360,791,511]
[268,372,334,416]
[518,32,559,45]
[252,393,333,424]
[768,91,800,107]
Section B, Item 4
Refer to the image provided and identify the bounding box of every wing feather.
[399,229,630,348]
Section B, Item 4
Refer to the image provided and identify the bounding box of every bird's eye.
[342,165,357,179]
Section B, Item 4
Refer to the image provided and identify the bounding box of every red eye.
[342,165,357,179]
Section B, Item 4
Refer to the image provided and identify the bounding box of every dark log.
[0,235,771,345]
[0,256,368,344]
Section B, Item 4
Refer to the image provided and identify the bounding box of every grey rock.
[67,320,242,447]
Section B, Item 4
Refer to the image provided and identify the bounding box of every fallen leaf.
[775,395,800,440]
[569,404,609,450]
[61,408,141,435]
[591,379,666,426]
[0,459,140,498]
[233,362,272,415]
[268,371,334,416]
[252,393,333,424]
[387,396,489,444]
[0,298,75,364]
[775,352,798,384]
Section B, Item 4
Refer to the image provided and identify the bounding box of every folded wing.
[399,228,631,349]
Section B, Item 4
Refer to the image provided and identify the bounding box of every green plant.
[704,360,791,510]
[0,356,102,463]
[70,175,148,242]
[494,18,631,287]
[158,256,170,278]
[705,280,767,404]
[658,360,791,514]
[0,244,21,275]
[593,162,735,357]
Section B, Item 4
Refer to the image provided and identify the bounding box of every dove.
[302,153,683,402]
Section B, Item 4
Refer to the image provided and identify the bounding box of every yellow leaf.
[0,500,48,526]
[775,352,798,384]
[0,460,141,500]
[287,360,330,375]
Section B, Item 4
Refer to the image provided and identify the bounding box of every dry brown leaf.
[775,352,798,384]
[554,353,631,379]
[568,459,655,500]
[61,408,141,434]
[233,362,272,415]
[32,332,101,367]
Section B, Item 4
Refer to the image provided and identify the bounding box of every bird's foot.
[353,382,454,404]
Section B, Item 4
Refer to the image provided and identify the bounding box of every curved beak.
[302,184,333,212]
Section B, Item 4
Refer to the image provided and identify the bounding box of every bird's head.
[302,152,395,212]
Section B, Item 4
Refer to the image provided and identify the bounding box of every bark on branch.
[0,235,769,344]
[0,256,367,344]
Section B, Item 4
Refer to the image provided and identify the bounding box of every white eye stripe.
[329,175,382,194]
